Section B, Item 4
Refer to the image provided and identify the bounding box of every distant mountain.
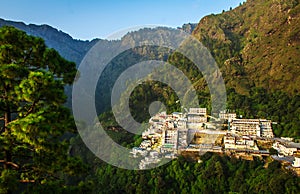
[192,0,300,95]
[0,18,119,108]
[0,18,197,112]
[178,23,198,34]
[0,18,100,66]
[1,0,299,109]
[0,18,196,67]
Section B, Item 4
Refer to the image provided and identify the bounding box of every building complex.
[132,108,300,171]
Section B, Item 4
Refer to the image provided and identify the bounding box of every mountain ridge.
[0,18,99,66]
[192,0,300,95]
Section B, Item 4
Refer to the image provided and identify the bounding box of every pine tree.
[0,26,84,193]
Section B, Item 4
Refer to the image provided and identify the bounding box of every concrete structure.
[187,114,207,123]
[272,142,298,156]
[133,107,299,169]
[187,108,207,123]
[293,157,300,168]
[259,119,273,138]
[176,118,187,129]
[177,129,188,149]
[219,110,236,122]
[189,108,207,114]
[172,112,184,119]
[224,134,258,150]
[140,140,152,149]
[162,129,178,149]
[139,153,161,169]
[131,147,148,157]
[230,119,274,138]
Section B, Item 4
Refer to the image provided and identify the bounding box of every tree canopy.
[0,26,84,193]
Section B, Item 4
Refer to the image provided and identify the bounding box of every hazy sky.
[0,0,244,40]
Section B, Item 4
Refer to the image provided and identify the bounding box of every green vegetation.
[107,0,300,137]
[92,1,300,192]
[1,0,300,193]
[193,0,300,95]
[227,87,300,138]
[88,1,300,192]
[70,138,300,194]
[0,26,87,193]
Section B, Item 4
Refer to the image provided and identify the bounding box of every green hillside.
[122,0,300,138]
[193,0,300,95]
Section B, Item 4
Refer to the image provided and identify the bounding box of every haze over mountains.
[1,1,300,193]
[0,18,197,66]
[1,0,299,107]
[0,18,198,111]
[0,18,100,66]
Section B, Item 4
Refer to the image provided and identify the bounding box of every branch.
[0,160,19,169]
[19,180,35,183]
[23,99,39,117]
[22,48,33,65]
[25,102,36,116]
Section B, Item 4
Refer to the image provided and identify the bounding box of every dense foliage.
[94,154,299,194]
[0,26,86,193]
[90,1,300,193]
[125,56,300,139]
[70,136,300,194]
[1,0,300,193]
[227,88,300,138]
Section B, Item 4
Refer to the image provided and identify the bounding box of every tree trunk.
[4,109,12,170]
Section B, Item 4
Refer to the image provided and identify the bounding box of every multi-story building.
[162,129,178,149]
[224,134,258,150]
[176,118,187,129]
[259,119,273,138]
[187,108,207,123]
[189,108,207,114]
[177,129,188,149]
[230,119,274,138]
[272,142,298,156]
[219,110,237,122]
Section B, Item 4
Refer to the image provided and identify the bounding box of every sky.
[0,0,245,40]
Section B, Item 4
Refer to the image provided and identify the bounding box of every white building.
[230,119,274,138]
[172,112,184,119]
[259,119,273,138]
[177,118,187,129]
[187,108,207,123]
[224,134,258,150]
[162,129,178,149]
[219,110,236,122]
[140,140,152,149]
[293,157,300,168]
[272,142,298,156]
[131,147,148,157]
[189,108,207,114]
[177,129,188,149]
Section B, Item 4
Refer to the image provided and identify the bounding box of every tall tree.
[0,26,82,193]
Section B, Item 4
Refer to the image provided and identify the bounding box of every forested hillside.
[1,0,300,193]
[193,0,300,95]
[123,0,300,138]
